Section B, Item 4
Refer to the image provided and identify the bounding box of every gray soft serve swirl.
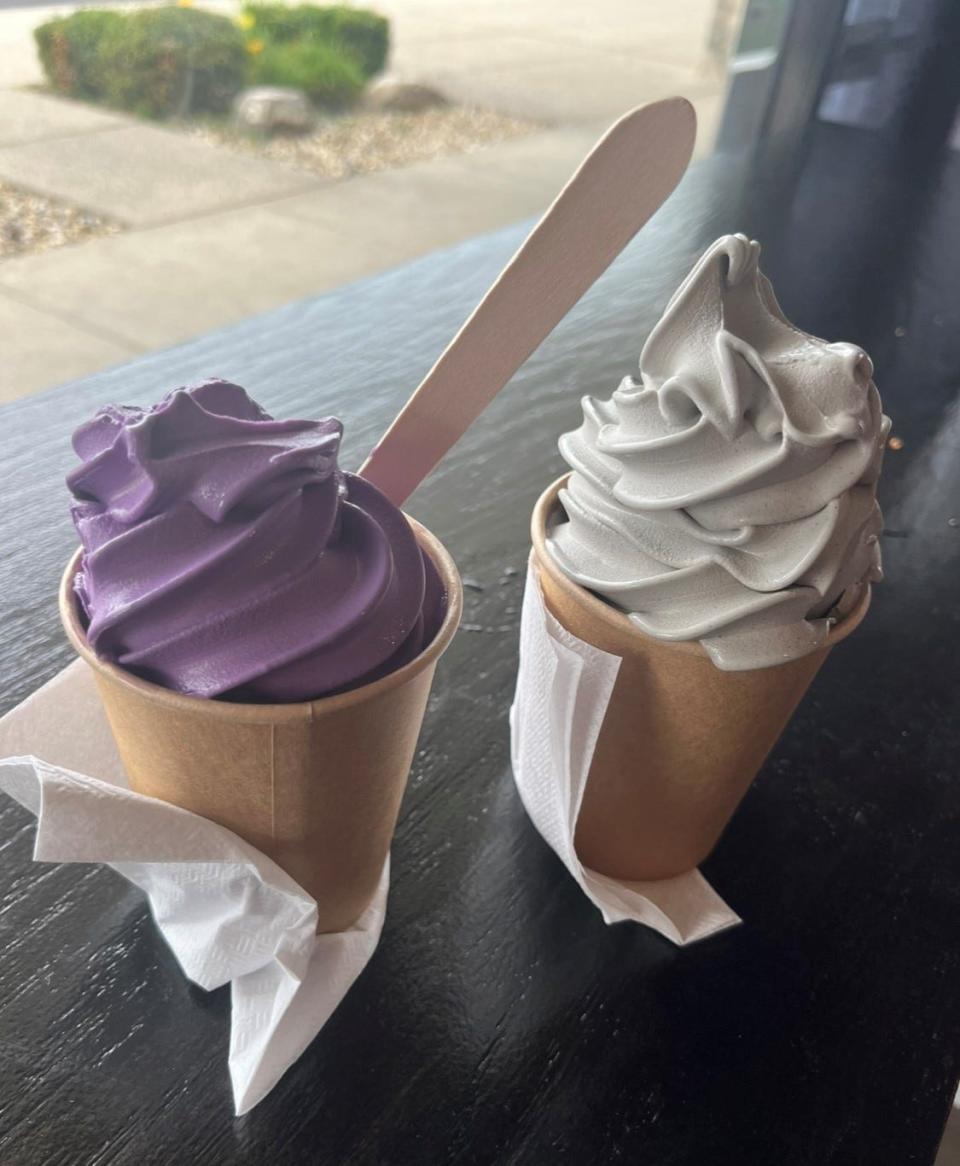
[548,234,890,670]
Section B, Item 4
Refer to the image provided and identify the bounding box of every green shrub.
[97,8,248,119]
[34,3,389,119]
[35,7,247,119]
[250,39,364,107]
[243,5,389,78]
[34,10,124,101]
[320,6,389,77]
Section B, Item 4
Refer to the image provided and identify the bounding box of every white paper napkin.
[510,559,741,945]
[0,661,387,1115]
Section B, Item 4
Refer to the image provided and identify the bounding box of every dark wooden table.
[1,107,959,1164]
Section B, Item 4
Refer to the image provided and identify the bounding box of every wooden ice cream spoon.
[359,97,697,507]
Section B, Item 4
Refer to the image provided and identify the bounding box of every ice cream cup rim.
[532,474,871,663]
[59,514,463,723]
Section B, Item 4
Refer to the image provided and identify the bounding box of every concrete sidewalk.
[0,0,734,402]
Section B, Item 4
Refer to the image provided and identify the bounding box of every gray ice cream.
[549,234,890,670]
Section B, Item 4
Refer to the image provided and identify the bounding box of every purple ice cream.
[67,379,446,702]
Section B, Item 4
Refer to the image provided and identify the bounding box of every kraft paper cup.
[531,476,870,882]
[60,517,462,934]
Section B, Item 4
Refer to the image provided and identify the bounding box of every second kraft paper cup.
[530,475,870,882]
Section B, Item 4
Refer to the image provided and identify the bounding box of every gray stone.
[364,77,448,113]
[234,87,315,134]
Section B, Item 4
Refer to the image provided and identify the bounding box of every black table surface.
[1,113,959,1164]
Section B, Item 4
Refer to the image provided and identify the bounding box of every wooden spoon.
[359,97,697,506]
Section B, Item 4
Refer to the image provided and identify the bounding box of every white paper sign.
[0,661,386,1115]
[510,561,740,945]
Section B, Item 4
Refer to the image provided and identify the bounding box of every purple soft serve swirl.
[67,379,446,702]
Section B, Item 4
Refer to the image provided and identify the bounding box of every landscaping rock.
[364,78,448,113]
[234,87,315,134]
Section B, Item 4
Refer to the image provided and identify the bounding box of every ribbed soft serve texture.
[549,234,890,670]
[68,380,445,701]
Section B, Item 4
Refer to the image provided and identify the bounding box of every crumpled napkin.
[0,661,387,1114]
[510,559,740,945]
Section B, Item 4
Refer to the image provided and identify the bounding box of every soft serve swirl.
[68,379,445,700]
[549,234,889,670]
